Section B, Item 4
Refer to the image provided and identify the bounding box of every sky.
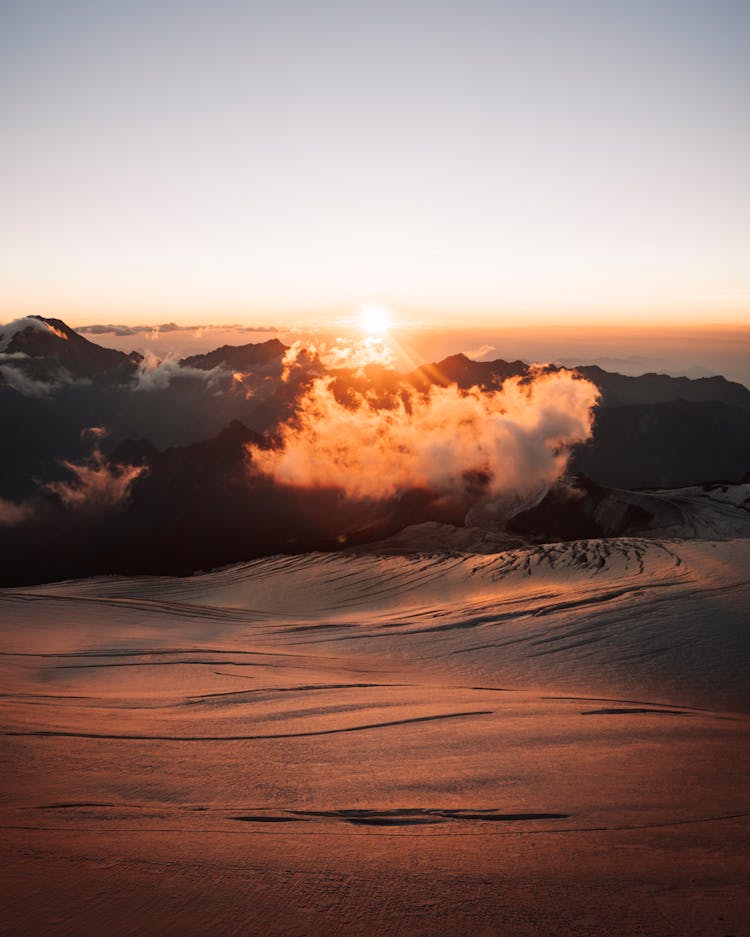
[1,0,749,328]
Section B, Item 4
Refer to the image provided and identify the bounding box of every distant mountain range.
[1,315,749,584]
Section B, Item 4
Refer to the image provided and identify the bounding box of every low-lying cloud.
[0,362,55,397]
[133,351,225,391]
[248,370,599,510]
[281,336,393,381]
[0,497,34,526]
[78,322,279,337]
[45,428,145,510]
[0,358,91,397]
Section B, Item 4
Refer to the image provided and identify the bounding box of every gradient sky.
[1,0,749,326]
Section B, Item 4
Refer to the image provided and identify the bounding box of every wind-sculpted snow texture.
[1,537,749,936]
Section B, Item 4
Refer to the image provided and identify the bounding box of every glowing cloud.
[281,337,394,381]
[248,370,599,510]
[46,428,145,510]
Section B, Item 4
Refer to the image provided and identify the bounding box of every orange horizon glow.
[1,303,748,333]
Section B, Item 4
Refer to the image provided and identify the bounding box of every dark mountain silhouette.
[4,317,748,409]
[575,364,750,409]
[0,419,463,585]
[407,353,528,391]
[180,338,287,370]
[0,373,272,500]
[405,352,750,409]
[571,399,750,489]
[0,323,295,499]
[2,315,142,382]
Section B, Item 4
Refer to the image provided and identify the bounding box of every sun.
[357,303,393,335]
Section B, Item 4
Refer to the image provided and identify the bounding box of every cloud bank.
[248,370,599,510]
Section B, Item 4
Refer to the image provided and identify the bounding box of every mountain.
[0,323,294,499]
[407,352,750,409]
[507,475,750,542]
[402,353,750,489]
[407,353,528,391]
[575,364,750,409]
[571,399,750,488]
[180,337,288,370]
[2,316,750,584]
[0,315,142,382]
[0,412,470,585]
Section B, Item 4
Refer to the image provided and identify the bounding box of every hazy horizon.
[54,317,750,388]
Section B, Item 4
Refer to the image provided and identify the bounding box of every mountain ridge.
[1,315,749,585]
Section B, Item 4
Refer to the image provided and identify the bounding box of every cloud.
[319,336,394,371]
[464,344,496,359]
[0,364,57,397]
[46,430,145,510]
[132,351,226,391]
[76,324,142,337]
[281,336,393,381]
[0,497,34,526]
[77,322,279,337]
[0,316,52,351]
[248,370,599,513]
[0,358,92,397]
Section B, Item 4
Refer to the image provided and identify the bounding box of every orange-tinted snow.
[1,538,749,935]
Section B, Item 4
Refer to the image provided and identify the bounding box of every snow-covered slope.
[1,538,749,936]
[8,537,750,711]
[505,479,750,542]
